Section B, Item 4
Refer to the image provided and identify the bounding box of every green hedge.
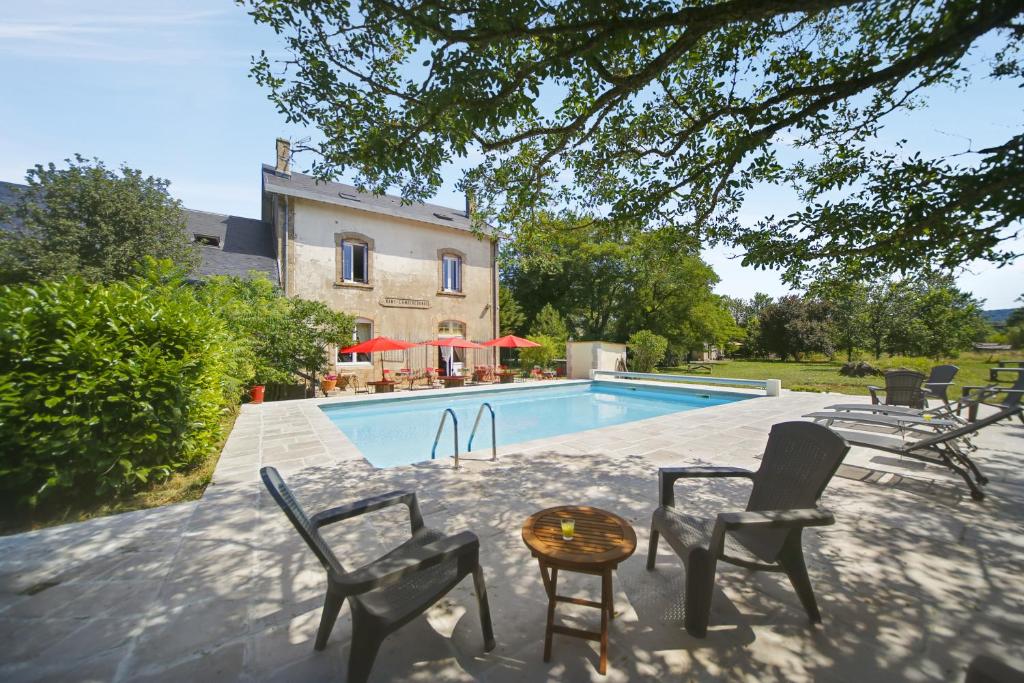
[0,270,238,509]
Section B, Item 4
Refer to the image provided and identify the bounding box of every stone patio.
[1,385,1022,682]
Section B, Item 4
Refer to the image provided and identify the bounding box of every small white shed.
[566,341,628,379]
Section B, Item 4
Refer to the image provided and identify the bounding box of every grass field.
[663,351,1024,396]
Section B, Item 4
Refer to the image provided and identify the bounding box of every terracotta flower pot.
[321,379,337,394]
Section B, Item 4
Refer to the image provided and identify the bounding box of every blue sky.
[1,1,1021,308]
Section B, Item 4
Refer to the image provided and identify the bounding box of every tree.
[0,156,198,283]
[628,330,668,373]
[1007,295,1024,328]
[247,0,1023,282]
[903,274,988,358]
[498,286,525,335]
[530,303,569,342]
[502,213,734,354]
[808,278,868,361]
[518,335,559,369]
[201,274,354,393]
[756,296,834,361]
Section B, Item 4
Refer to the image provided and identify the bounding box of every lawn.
[662,351,1024,396]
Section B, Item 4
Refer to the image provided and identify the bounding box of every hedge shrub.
[0,267,237,509]
[628,330,669,373]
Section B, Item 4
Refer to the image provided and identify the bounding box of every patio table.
[521,505,636,675]
[440,375,465,388]
[366,380,395,393]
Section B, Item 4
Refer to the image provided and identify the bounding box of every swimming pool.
[321,381,755,468]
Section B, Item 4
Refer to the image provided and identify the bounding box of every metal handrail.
[467,402,497,461]
[431,408,460,469]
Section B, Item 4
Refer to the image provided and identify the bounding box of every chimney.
[275,138,291,175]
[465,189,477,219]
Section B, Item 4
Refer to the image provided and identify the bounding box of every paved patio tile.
[2,388,1022,681]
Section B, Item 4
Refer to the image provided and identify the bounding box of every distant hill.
[983,309,1016,326]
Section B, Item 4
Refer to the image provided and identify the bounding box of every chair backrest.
[1002,374,1024,408]
[741,422,850,561]
[884,370,927,408]
[260,466,344,575]
[925,364,959,401]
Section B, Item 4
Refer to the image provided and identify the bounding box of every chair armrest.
[340,531,479,594]
[312,490,424,534]
[867,386,883,404]
[709,508,834,556]
[717,508,834,530]
[659,467,755,508]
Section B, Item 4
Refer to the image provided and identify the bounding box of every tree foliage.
[247,0,1023,281]
[518,334,559,369]
[628,330,669,372]
[756,295,834,361]
[498,286,525,335]
[201,274,354,389]
[502,213,736,354]
[0,156,198,283]
[0,261,237,511]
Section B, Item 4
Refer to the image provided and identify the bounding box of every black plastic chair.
[868,370,928,408]
[966,655,1024,683]
[260,467,495,683]
[924,364,959,405]
[645,421,850,637]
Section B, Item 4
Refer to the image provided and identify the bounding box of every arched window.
[437,320,466,337]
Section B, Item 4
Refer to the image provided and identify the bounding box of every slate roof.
[0,180,278,281]
[185,209,278,280]
[261,165,478,232]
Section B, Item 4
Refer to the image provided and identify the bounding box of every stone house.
[259,140,499,380]
[1,139,499,382]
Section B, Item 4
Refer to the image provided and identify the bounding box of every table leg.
[599,568,611,674]
[542,563,558,662]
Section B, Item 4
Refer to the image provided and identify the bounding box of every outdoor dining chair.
[924,364,959,405]
[868,370,928,408]
[260,467,496,683]
[646,421,850,637]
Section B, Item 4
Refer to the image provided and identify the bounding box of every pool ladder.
[431,402,497,469]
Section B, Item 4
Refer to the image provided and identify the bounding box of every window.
[441,253,462,292]
[339,319,373,363]
[342,240,368,283]
[193,234,220,247]
[437,320,466,337]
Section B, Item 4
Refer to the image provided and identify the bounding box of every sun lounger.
[803,411,959,438]
[830,404,1022,500]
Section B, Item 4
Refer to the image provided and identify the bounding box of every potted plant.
[321,373,338,394]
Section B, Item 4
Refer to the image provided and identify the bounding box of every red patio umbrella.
[481,335,541,373]
[480,335,541,348]
[339,336,419,381]
[422,337,486,376]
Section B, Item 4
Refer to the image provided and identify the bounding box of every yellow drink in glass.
[561,518,575,540]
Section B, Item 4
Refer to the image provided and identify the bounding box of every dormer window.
[193,234,220,247]
[441,253,462,292]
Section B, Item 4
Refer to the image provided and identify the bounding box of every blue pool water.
[321,381,754,468]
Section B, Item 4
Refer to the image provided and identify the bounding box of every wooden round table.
[521,505,637,675]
